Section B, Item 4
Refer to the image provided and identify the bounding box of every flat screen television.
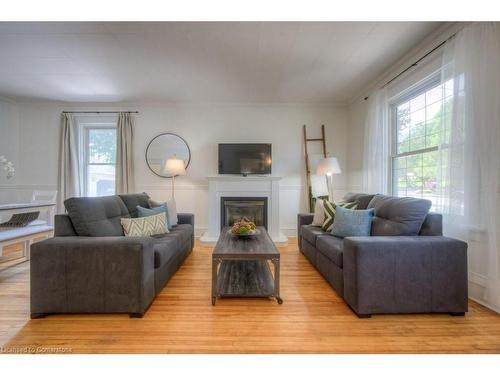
[218,143,272,175]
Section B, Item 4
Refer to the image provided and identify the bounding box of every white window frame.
[79,121,117,197]
[388,73,442,196]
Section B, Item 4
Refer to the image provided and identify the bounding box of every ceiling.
[0,22,443,104]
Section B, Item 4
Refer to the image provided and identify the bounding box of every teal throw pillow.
[137,204,170,231]
[330,205,374,238]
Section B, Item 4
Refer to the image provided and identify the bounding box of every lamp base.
[327,174,334,202]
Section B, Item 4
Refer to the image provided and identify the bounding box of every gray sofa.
[30,193,194,318]
[298,193,468,318]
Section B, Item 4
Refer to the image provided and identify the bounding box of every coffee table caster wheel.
[276,297,283,304]
[212,297,216,306]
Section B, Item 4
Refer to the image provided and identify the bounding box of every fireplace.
[221,197,268,230]
[200,176,287,246]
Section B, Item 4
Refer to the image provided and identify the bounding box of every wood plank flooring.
[1,239,500,353]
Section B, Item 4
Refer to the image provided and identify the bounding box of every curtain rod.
[364,33,456,101]
[62,111,139,114]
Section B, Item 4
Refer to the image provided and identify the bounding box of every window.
[390,75,454,210]
[83,126,117,197]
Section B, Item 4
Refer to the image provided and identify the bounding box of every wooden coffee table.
[211,226,282,305]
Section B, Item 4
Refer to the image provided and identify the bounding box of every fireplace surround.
[200,175,287,246]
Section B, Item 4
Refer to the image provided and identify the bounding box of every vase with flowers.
[0,155,15,179]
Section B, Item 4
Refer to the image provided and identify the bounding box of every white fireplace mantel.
[200,176,288,246]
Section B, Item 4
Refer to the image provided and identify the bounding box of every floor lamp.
[163,155,186,199]
[316,157,342,202]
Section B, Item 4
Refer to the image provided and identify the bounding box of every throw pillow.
[137,204,169,232]
[330,206,374,238]
[148,198,178,228]
[342,192,376,210]
[121,213,167,237]
[64,196,130,236]
[322,200,358,232]
[311,199,325,226]
[367,194,432,235]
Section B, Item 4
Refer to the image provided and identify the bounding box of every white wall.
[0,101,348,236]
[345,98,367,193]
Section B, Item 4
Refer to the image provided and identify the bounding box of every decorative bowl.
[230,218,258,238]
[229,228,259,238]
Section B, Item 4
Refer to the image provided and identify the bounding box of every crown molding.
[10,98,348,108]
[0,95,18,105]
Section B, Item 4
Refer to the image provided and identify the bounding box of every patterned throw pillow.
[121,213,167,237]
[137,204,169,231]
[322,200,358,232]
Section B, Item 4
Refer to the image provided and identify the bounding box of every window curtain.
[115,112,135,194]
[439,22,500,312]
[362,87,390,194]
[57,113,81,213]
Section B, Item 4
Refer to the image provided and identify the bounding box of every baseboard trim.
[469,271,487,287]
[468,295,500,314]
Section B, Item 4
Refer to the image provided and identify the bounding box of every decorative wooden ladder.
[302,124,327,212]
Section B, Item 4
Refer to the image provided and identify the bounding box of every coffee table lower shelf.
[212,260,283,305]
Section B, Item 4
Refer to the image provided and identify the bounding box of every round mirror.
[145,133,191,178]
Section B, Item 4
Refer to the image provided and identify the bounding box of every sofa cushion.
[316,235,344,268]
[119,193,150,218]
[167,224,192,246]
[152,224,193,268]
[153,223,192,247]
[64,196,130,236]
[343,192,376,209]
[301,225,327,246]
[152,237,178,268]
[367,194,432,236]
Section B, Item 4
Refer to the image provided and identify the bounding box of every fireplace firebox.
[220,197,268,230]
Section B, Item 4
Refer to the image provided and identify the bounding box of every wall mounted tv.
[218,143,272,175]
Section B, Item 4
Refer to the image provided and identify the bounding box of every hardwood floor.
[1,239,500,353]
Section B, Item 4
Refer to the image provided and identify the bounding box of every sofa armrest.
[177,213,194,226]
[177,213,195,250]
[54,214,77,236]
[30,236,156,316]
[297,214,314,251]
[343,236,468,315]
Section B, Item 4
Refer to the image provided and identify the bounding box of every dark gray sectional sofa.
[298,193,468,318]
[30,193,194,318]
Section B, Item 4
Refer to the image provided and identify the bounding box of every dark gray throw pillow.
[118,192,150,218]
[64,196,130,236]
[367,194,432,236]
[343,192,376,209]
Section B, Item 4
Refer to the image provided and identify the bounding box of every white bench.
[0,221,54,260]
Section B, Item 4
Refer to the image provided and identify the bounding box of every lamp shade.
[316,157,342,176]
[163,157,186,176]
